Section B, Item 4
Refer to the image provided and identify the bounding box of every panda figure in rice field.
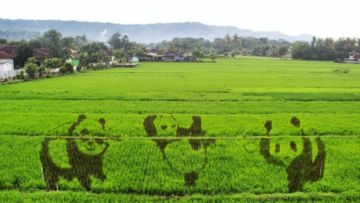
[40,115,110,191]
[143,115,215,187]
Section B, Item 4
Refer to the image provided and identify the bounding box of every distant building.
[33,48,52,65]
[141,52,163,61]
[0,51,16,80]
[131,56,139,65]
[66,49,81,71]
[345,52,360,64]
[0,45,17,58]
[348,52,360,60]
[140,51,196,62]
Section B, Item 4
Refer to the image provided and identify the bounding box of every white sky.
[1,0,359,38]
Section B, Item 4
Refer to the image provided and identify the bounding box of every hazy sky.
[1,0,359,38]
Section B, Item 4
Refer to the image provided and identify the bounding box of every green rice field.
[0,57,359,202]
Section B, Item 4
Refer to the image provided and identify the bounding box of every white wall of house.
[0,59,16,79]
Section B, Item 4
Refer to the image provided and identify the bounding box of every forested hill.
[0,19,312,43]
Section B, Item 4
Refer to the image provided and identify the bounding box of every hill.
[0,18,312,43]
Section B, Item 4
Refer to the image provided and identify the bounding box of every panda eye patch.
[275,143,280,153]
[290,141,297,151]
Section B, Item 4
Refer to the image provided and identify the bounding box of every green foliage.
[113,49,128,62]
[80,42,108,64]
[14,40,33,69]
[43,29,62,57]
[292,37,359,60]
[108,33,130,49]
[44,58,62,69]
[15,71,24,80]
[61,37,75,49]
[24,57,39,79]
[192,49,204,59]
[59,63,74,74]
[108,33,146,59]
[155,36,291,58]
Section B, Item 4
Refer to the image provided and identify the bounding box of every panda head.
[68,115,107,154]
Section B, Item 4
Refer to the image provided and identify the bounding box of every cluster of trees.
[0,30,145,70]
[149,35,291,58]
[1,30,88,68]
[292,37,360,60]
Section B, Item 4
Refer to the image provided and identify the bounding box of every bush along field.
[0,58,360,202]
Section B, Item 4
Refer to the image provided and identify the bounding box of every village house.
[66,49,81,71]
[33,48,52,65]
[347,52,360,61]
[140,50,196,62]
[345,52,360,64]
[139,52,163,61]
[0,45,17,80]
[0,51,16,80]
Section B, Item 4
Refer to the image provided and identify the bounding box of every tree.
[29,38,44,49]
[43,29,62,57]
[59,62,74,74]
[291,42,312,60]
[59,48,71,61]
[113,49,127,62]
[61,37,75,49]
[278,45,289,58]
[108,33,131,49]
[44,58,62,69]
[192,49,204,61]
[14,41,34,69]
[75,35,88,47]
[24,57,39,79]
[80,42,108,64]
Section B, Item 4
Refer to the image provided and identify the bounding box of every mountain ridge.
[0,18,312,43]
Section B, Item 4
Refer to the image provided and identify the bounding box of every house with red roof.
[33,48,52,64]
[0,50,16,80]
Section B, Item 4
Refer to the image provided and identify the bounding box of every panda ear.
[98,118,106,130]
[77,114,86,124]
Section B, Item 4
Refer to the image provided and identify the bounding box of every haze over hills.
[0,18,312,43]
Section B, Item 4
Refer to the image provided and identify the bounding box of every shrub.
[24,62,39,79]
[38,66,46,77]
[93,63,106,70]
[44,58,62,69]
[16,71,24,80]
[60,63,74,74]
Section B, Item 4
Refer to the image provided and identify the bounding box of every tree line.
[150,35,291,58]
[292,37,360,60]
[1,29,360,68]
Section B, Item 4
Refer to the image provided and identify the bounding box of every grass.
[0,57,359,202]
